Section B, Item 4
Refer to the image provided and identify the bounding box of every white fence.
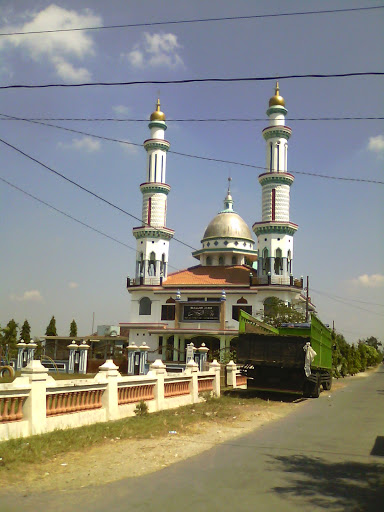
[0,358,223,442]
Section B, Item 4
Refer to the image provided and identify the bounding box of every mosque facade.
[121,86,312,363]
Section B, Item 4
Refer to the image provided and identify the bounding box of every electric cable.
[0,176,181,272]
[1,116,382,122]
[1,72,383,90]
[1,113,383,185]
[311,288,383,317]
[0,5,382,36]
[0,136,197,251]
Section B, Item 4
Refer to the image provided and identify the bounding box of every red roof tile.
[163,265,252,286]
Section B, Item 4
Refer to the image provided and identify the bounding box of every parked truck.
[237,310,333,398]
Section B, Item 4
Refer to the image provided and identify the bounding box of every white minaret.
[132,99,174,284]
[252,83,298,284]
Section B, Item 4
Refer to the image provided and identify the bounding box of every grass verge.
[0,393,266,472]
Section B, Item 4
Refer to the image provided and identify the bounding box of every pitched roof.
[163,265,252,286]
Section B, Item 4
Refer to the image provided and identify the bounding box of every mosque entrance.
[190,336,220,361]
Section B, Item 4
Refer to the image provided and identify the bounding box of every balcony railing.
[250,275,303,288]
[127,276,163,287]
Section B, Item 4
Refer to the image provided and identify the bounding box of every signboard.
[182,304,220,322]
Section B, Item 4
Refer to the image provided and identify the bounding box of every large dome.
[203,212,253,241]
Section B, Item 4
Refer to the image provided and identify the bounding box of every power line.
[0,176,136,251]
[311,288,383,316]
[1,113,383,185]
[0,5,382,36]
[1,72,383,90]
[0,136,197,252]
[1,116,383,123]
[0,176,181,273]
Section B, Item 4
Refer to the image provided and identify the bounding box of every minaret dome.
[268,81,285,107]
[150,98,166,121]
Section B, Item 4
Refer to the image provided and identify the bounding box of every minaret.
[132,99,174,284]
[252,83,298,283]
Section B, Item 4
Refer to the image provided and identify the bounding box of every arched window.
[161,297,175,320]
[262,248,270,274]
[232,256,237,265]
[148,251,156,276]
[206,256,212,266]
[160,253,166,276]
[264,296,277,317]
[232,297,251,320]
[219,256,224,265]
[287,249,292,273]
[139,297,152,315]
[274,248,282,275]
[139,252,144,275]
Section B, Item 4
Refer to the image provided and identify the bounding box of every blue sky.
[0,0,383,343]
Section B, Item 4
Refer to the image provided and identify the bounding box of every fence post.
[209,359,221,397]
[97,359,120,420]
[149,359,167,411]
[21,360,49,436]
[185,359,199,403]
[226,360,237,388]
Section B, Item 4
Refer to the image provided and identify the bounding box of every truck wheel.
[312,376,321,398]
[303,381,312,398]
[323,376,333,391]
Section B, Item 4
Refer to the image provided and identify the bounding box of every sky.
[0,0,383,343]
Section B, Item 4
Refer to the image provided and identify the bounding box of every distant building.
[122,86,314,362]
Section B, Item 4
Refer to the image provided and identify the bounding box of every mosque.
[121,85,313,363]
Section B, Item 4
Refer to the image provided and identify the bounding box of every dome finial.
[227,176,232,195]
[150,98,166,121]
[269,81,285,107]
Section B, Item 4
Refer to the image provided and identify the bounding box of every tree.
[19,319,31,343]
[69,319,78,337]
[262,297,306,327]
[359,336,382,352]
[45,316,57,336]
[1,319,18,359]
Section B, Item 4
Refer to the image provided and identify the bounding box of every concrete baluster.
[21,360,49,435]
[209,359,221,398]
[149,359,167,411]
[96,359,121,420]
[226,360,237,388]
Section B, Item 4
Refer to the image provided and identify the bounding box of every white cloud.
[113,105,131,116]
[11,290,43,302]
[0,5,101,82]
[367,135,384,158]
[58,136,101,152]
[123,32,184,69]
[351,274,384,288]
[68,281,79,289]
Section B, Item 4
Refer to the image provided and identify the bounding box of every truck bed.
[237,334,310,367]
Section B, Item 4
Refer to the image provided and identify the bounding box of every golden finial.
[269,81,285,107]
[150,97,166,121]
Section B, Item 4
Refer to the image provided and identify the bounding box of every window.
[219,256,224,265]
[158,336,163,354]
[232,256,237,265]
[139,297,152,315]
[206,256,212,266]
[274,248,282,275]
[161,304,175,320]
[232,304,252,321]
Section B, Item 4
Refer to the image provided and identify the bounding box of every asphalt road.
[2,367,384,512]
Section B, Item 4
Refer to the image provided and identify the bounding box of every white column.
[21,360,49,436]
[96,359,120,420]
[150,359,167,411]
[209,360,221,397]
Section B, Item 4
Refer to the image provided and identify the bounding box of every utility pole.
[305,276,309,323]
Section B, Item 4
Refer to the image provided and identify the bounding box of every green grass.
[0,393,266,471]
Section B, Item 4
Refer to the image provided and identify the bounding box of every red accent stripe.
[272,188,275,221]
